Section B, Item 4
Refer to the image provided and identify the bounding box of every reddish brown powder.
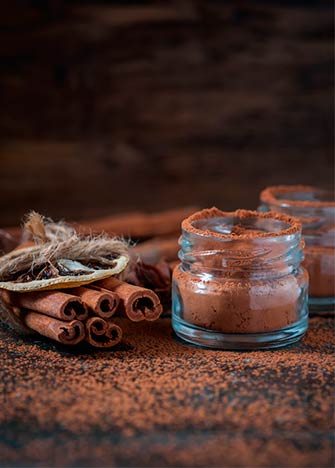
[182,208,301,239]
[176,209,306,334]
[174,267,307,333]
[260,186,335,300]
[260,185,335,208]
[303,246,335,298]
[0,317,333,467]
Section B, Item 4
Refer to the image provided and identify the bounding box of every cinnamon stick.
[77,206,197,239]
[125,261,172,312]
[0,225,21,240]
[13,309,85,345]
[125,260,171,291]
[97,277,162,322]
[4,206,197,245]
[85,316,122,348]
[0,229,19,254]
[69,286,119,319]
[0,289,88,322]
[132,236,179,264]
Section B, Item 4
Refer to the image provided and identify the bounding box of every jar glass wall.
[259,186,335,313]
[172,208,308,350]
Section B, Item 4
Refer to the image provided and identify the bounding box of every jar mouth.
[182,208,301,240]
[260,185,335,208]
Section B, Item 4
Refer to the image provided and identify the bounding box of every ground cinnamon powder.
[175,208,307,334]
[303,246,335,298]
[174,269,306,333]
[0,317,333,467]
[260,185,335,209]
[260,186,335,301]
[182,207,301,239]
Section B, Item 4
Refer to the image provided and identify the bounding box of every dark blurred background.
[0,0,333,227]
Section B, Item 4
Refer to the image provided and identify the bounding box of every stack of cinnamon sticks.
[0,206,193,347]
[0,278,163,348]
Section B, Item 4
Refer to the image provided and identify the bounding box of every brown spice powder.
[182,208,301,239]
[174,267,307,333]
[0,317,333,467]
[260,185,335,300]
[303,246,335,298]
[176,209,306,334]
[260,185,335,208]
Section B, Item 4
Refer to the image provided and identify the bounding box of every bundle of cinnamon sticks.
[0,207,191,347]
[0,278,163,348]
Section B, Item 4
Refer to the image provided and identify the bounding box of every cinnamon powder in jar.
[260,185,335,311]
[172,208,308,350]
[302,246,335,298]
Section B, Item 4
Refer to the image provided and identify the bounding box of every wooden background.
[0,0,333,227]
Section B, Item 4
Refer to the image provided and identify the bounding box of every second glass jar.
[259,185,335,312]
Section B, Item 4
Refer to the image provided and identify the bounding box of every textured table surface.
[0,316,334,468]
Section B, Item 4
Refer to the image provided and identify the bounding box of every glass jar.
[172,208,308,350]
[259,186,335,312]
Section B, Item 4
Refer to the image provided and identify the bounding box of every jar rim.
[260,185,335,208]
[182,208,301,240]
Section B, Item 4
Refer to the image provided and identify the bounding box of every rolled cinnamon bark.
[0,303,33,335]
[125,260,171,291]
[85,316,122,348]
[97,277,163,322]
[4,206,197,244]
[0,229,19,254]
[132,236,179,264]
[0,225,21,240]
[15,309,85,345]
[125,261,173,313]
[77,206,197,239]
[69,286,119,319]
[0,289,88,322]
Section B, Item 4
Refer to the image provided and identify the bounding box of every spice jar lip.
[181,208,301,240]
[260,185,335,209]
